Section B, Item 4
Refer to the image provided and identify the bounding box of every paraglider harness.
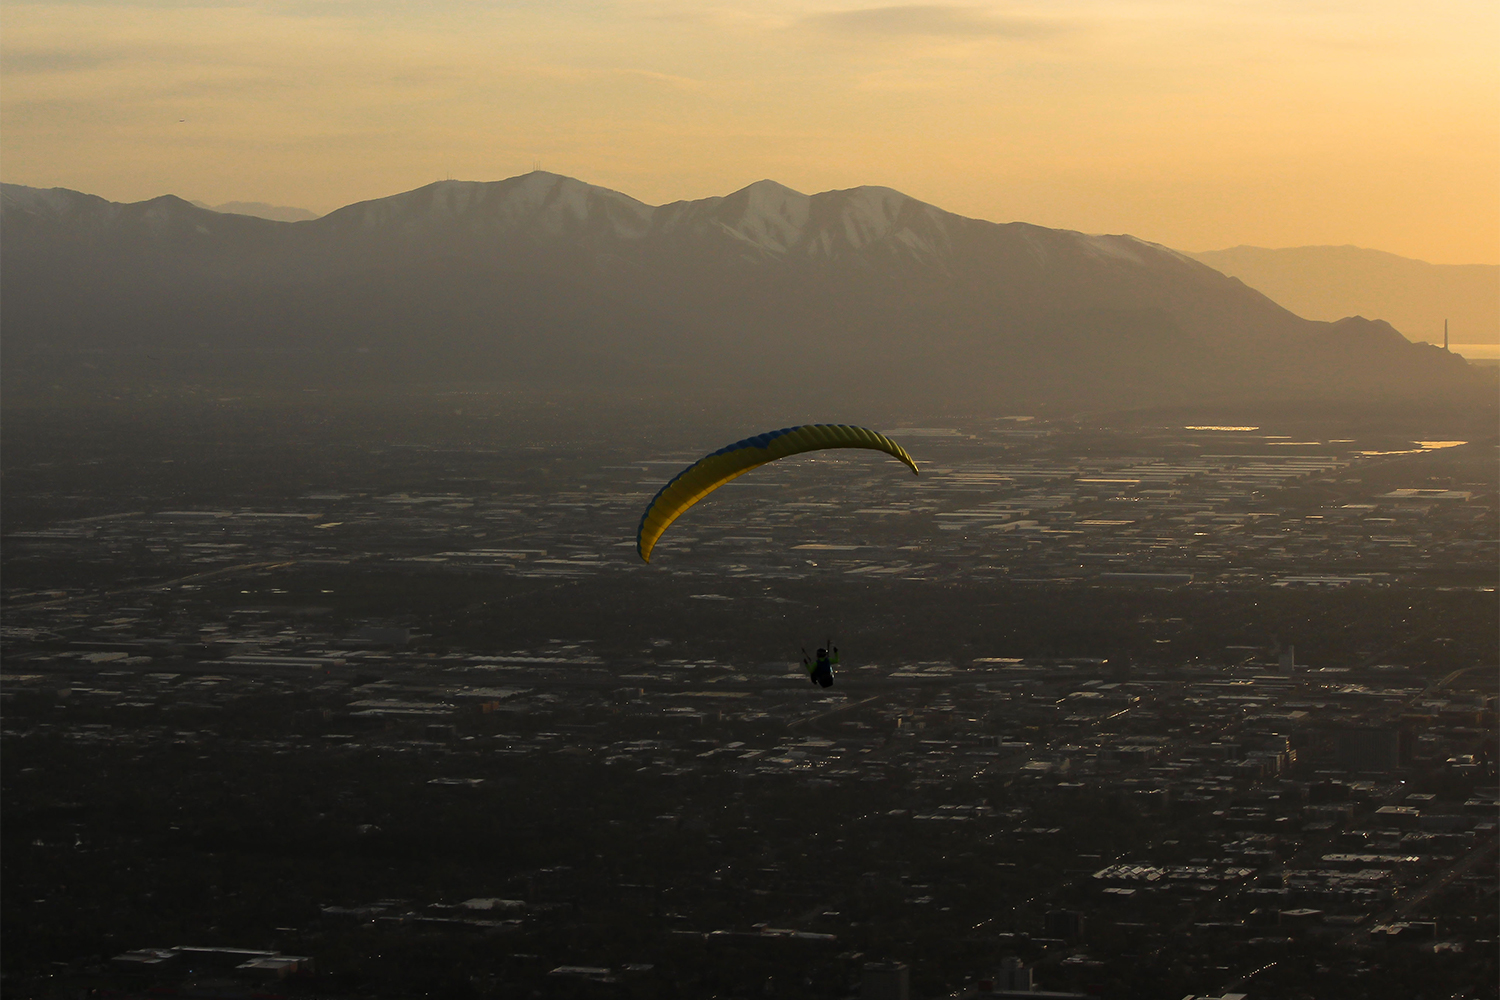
[803,644,838,688]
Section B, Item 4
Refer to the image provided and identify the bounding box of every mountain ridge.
[1,173,1482,411]
[190,200,321,223]
[1187,244,1498,347]
[2,173,1208,276]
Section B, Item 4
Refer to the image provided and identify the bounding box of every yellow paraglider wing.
[636,424,919,562]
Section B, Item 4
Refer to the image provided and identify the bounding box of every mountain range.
[1187,245,1498,349]
[188,200,321,223]
[1,172,1483,411]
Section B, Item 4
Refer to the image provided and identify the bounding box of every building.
[1044,909,1086,942]
[863,961,910,1000]
[1334,726,1403,772]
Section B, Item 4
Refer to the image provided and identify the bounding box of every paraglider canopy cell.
[635,424,919,563]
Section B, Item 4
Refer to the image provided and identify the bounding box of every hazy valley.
[2,172,1495,1000]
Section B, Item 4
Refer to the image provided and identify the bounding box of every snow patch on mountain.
[709,179,810,253]
[1079,233,1150,264]
[673,180,956,266]
[488,172,653,240]
[320,172,655,242]
[1,184,117,221]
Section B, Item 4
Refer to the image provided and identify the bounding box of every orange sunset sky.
[2,0,1496,264]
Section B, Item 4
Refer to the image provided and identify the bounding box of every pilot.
[803,646,838,688]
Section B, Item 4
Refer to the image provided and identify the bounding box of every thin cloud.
[527,63,706,90]
[2,49,122,74]
[803,4,1064,38]
[615,68,706,90]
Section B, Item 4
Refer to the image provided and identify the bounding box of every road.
[1210,837,1497,996]
[1339,834,1499,946]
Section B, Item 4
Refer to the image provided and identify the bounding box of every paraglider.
[634,423,919,563]
[803,645,838,688]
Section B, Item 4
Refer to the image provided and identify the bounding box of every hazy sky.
[3,0,1496,263]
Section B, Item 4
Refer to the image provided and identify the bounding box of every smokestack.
[1444,319,1449,351]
